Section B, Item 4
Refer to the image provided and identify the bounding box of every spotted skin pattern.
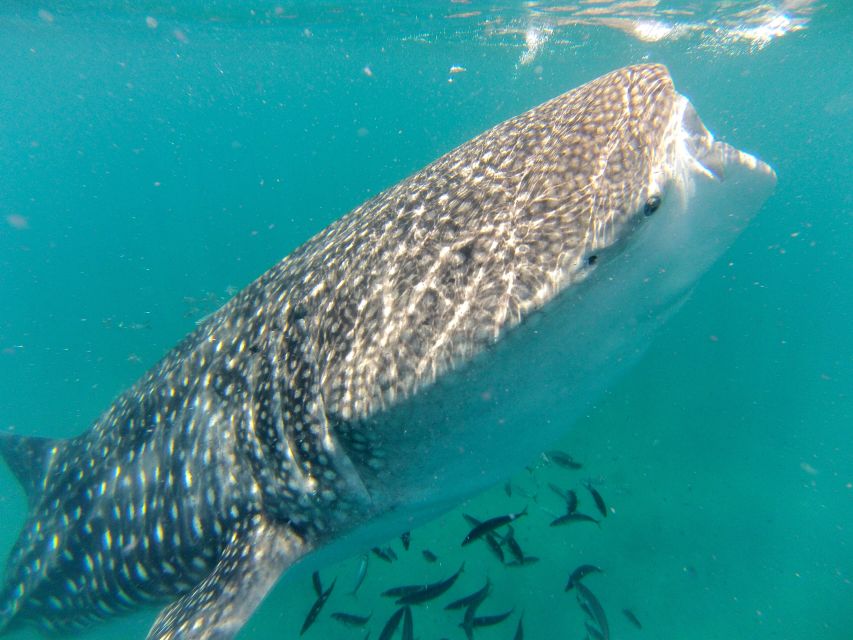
[0,65,764,639]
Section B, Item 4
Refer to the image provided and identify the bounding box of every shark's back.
[280,64,678,422]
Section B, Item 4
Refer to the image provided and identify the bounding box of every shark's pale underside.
[0,64,775,639]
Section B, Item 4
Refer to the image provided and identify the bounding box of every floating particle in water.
[447,11,481,20]
[449,65,466,74]
[800,462,819,475]
[37,9,54,23]
[145,16,158,29]
[824,93,853,116]
[5,214,28,230]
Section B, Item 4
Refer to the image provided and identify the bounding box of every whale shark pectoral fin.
[0,432,60,507]
[146,514,307,640]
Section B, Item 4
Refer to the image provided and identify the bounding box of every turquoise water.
[1,1,851,639]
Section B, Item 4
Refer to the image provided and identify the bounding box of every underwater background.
[0,1,850,638]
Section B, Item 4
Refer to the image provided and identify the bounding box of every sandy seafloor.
[0,1,851,639]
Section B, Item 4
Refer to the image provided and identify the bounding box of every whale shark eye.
[644,195,661,216]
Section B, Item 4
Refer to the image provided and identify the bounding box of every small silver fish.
[576,583,609,640]
[514,615,524,640]
[472,607,514,627]
[349,554,369,596]
[462,507,528,546]
[550,512,600,527]
[394,564,465,606]
[622,608,642,630]
[584,481,608,518]
[565,564,603,591]
[401,606,414,640]
[546,450,583,470]
[378,607,405,640]
[444,579,491,611]
[503,525,525,564]
[331,611,371,628]
[300,577,336,636]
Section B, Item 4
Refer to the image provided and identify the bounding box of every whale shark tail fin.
[0,432,61,635]
[0,432,58,508]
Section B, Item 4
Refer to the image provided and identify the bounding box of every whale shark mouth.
[672,97,775,204]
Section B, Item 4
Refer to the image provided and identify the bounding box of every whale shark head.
[502,64,776,285]
[318,64,776,536]
[566,65,776,307]
[308,64,776,427]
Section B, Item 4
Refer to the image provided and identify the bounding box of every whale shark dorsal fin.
[0,433,58,506]
[146,515,307,640]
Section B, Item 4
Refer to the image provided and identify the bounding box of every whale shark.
[0,64,775,639]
